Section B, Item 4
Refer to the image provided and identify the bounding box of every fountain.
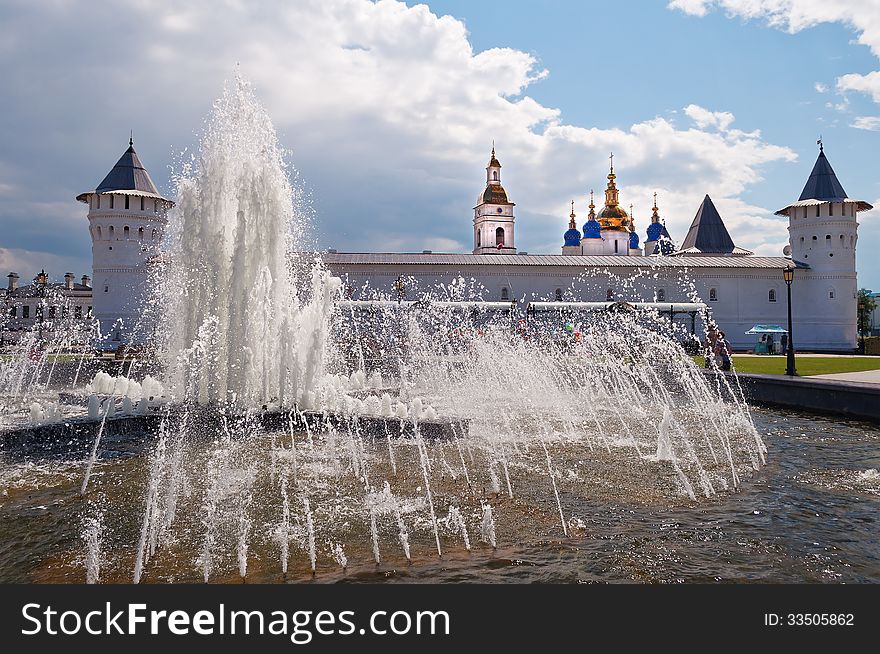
[14,75,868,585]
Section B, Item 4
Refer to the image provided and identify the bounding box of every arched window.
[124,226,130,238]
[138,227,144,240]
[555,288,562,301]
[816,204,820,217]
[96,226,102,239]
[768,289,776,302]
[104,285,109,293]
[657,289,665,301]
[495,227,504,247]
[709,288,717,302]
[140,197,145,211]
[606,289,614,301]
[799,236,804,245]
[476,230,481,247]
[96,195,101,209]
[109,195,114,209]
[108,225,114,239]
[501,287,509,301]
[124,195,129,209]
[493,171,498,181]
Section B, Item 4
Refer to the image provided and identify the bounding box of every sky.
[0,0,879,287]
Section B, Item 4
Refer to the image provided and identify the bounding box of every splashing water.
[0,75,772,583]
[160,76,339,409]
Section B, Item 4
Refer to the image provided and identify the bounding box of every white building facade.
[323,145,871,352]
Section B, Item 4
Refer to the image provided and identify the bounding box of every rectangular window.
[9,306,16,318]
[62,306,68,317]
[141,197,145,211]
[125,195,129,209]
[48,306,56,319]
[74,306,82,318]
[110,195,114,209]
[829,203,834,216]
[22,305,29,319]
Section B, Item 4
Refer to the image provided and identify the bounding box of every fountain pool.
[2,77,876,585]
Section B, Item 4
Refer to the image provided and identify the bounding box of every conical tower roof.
[676,195,750,255]
[798,146,847,202]
[775,143,872,216]
[77,139,171,203]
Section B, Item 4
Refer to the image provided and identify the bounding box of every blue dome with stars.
[582,218,602,239]
[564,228,582,246]
[647,222,663,242]
[629,230,640,249]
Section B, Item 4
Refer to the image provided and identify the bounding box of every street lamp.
[35,269,48,342]
[783,265,796,376]
[393,275,406,304]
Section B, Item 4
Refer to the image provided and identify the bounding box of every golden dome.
[480,184,512,205]
[597,153,630,231]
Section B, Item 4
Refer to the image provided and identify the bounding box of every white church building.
[322,144,871,351]
[69,138,870,352]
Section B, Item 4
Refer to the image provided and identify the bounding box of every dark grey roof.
[678,195,736,254]
[321,251,801,269]
[798,148,848,202]
[95,141,160,194]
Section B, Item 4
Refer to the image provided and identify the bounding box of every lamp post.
[394,275,406,304]
[783,265,796,376]
[35,269,48,342]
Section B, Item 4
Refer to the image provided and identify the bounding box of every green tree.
[857,288,877,341]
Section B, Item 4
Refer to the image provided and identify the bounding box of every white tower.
[76,139,174,347]
[473,146,516,254]
[775,141,872,350]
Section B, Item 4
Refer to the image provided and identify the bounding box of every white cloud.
[852,116,880,130]
[838,70,880,103]
[683,104,735,131]
[0,0,798,266]
[669,1,880,108]
[814,82,828,93]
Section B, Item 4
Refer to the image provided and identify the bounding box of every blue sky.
[1,0,878,287]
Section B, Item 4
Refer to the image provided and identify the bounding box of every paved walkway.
[811,369,880,384]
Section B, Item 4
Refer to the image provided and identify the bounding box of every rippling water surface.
[1,407,877,584]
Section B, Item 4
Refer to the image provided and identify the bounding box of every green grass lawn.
[693,355,880,376]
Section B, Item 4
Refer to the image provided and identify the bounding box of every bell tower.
[473,145,516,254]
[76,138,174,347]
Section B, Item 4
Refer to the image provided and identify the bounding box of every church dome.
[597,204,630,229]
[581,190,602,239]
[629,230,640,249]
[596,154,630,231]
[646,193,663,241]
[582,218,601,239]
[564,201,582,246]
[564,228,582,246]
[479,184,512,205]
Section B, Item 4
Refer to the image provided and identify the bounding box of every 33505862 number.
[787,614,854,626]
